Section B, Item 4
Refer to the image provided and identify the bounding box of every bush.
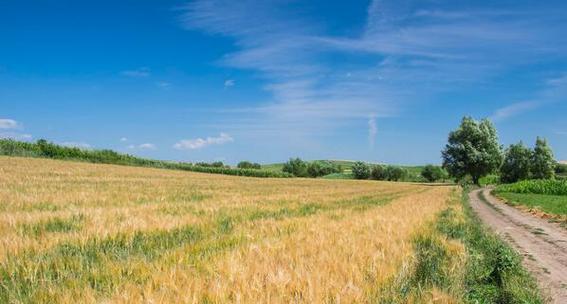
[352,161,370,179]
[500,142,532,183]
[421,165,446,182]
[370,165,385,180]
[237,161,261,169]
[555,163,567,175]
[282,157,308,177]
[385,166,407,181]
[496,179,567,196]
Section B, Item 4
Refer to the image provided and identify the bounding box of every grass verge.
[379,188,543,303]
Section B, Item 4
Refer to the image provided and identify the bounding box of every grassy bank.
[380,187,543,303]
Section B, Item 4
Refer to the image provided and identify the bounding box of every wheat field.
[0,156,461,303]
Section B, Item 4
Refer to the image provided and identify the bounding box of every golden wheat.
[0,156,460,303]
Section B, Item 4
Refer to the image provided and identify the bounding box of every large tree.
[531,137,555,179]
[500,142,532,183]
[442,117,502,185]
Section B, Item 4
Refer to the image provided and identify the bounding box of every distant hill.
[559,160,567,165]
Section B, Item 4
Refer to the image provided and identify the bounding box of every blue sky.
[1,0,566,165]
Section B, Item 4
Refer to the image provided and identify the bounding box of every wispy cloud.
[223,79,235,88]
[0,118,18,129]
[491,73,567,121]
[120,137,128,142]
[138,143,156,150]
[181,0,567,141]
[368,116,377,148]
[174,133,234,150]
[121,67,151,78]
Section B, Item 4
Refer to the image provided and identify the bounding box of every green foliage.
[479,174,500,186]
[384,166,407,181]
[236,161,261,169]
[442,117,503,185]
[531,137,555,179]
[351,161,370,179]
[556,162,567,175]
[420,165,447,182]
[435,191,543,303]
[495,179,567,196]
[0,139,291,178]
[370,165,385,180]
[500,141,532,183]
[306,161,341,178]
[282,157,308,177]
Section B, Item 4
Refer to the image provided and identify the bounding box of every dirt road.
[469,188,567,303]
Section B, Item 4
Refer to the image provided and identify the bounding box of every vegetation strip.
[0,139,291,178]
[378,188,543,303]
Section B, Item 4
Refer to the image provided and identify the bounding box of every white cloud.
[0,118,18,129]
[224,79,235,88]
[127,143,156,150]
[121,67,151,78]
[120,137,128,142]
[61,142,91,149]
[368,116,377,148]
[138,143,156,150]
[174,133,234,150]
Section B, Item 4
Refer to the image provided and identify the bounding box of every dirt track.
[469,188,567,303]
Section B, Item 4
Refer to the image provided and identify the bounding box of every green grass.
[438,189,543,303]
[495,192,567,215]
[375,188,543,303]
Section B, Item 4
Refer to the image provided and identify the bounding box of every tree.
[307,162,323,178]
[370,165,385,180]
[500,142,532,183]
[352,161,370,179]
[531,137,555,179]
[237,161,261,169]
[282,157,308,177]
[442,117,502,185]
[385,166,407,181]
[421,165,446,182]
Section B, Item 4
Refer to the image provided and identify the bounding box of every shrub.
[282,158,308,177]
[385,166,407,181]
[370,165,385,180]
[351,161,370,179]
[556,163,567,175]
[500,142,532,183]
[307,162,323,178]
[237,161,261,169]
[421,165,446,182]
